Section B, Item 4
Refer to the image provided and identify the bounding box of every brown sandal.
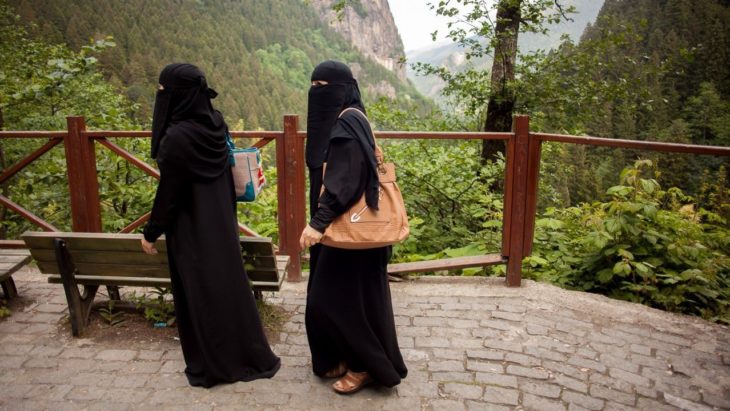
[332,370,373,395]
[323,361,347,378]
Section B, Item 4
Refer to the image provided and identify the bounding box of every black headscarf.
[307,60,379,209]
[151,63,229,180]
[306,60,366,169]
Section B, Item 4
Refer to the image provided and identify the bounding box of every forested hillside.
[519,0,730,206]
[9,0,425,128]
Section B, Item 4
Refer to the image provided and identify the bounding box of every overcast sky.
[388,0,464,52]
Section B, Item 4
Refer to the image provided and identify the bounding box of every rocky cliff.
[309,0,407,86]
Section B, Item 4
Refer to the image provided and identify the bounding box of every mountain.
[407,0,605,101]
[8,0,422,128]
[309,0,407,86]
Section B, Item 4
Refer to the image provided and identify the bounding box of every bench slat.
[47,274,285,291]
[30,249,168,266]
[37,261,170,278]
[387,254,506,274]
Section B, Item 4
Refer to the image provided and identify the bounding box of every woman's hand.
[141,238,158,255]
[299,225,324,250]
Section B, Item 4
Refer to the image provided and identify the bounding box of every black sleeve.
[309,138,368,233]
[142,137,188,242]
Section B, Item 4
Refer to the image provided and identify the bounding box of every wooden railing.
[2,115,729,286]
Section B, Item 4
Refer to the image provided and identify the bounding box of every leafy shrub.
[529,160,730,323]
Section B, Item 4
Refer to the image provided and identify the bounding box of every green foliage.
[127,287,176,326]
[529,161,730,323]
[97,300,126,327]
[9,0,426,129]
[0,299,10,318]
[0,3,142,238]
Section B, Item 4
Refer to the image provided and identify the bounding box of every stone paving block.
[4,383,35,399]
[479,319,517,332]
[526,323,549,335]
[524,345,567,362]
[542,360,590,381]
[482,386,519,405]
[0,355,26,369]
[483,339,523,353]
[432,327,471,338]
[589,384,636,406]
[600,353,638,373]
[430,371,475,383]
[474,372,517,388]
[28,345,63,358]
[466,349,504,361]
[466,360,503,373]
[397,325,430,337]
[651,331,692,347]
[472,327,504,339]
[413,316,450,327]
[397,335,414,348]
[609,367,651,387]
[588,372,634,394]
[442,382,484,400]
[505,364,550,379]
[147,372,191,388]
[379,396,424,411]
[65,386,107,401]
[402,348,429,362]
[415,336,450,348]
[491,311,523,322]
[159,359,185,373]
[102,388,153,403]
[59,347,97,359]
[589,342,629,357]
[553,373,588,393]
[33,303,67,314]
[663,393,713,411]
[504,352,541,367]
[450,337,486,349]
[95,349,138,362]
[25,384,72,402]
[428,360,465,372]
[562,390,605,410]
[145,388,207,405]
[431,348,465,360]
[702,392,730,410]
[23,357,58,369]
[0,343,33,356]
[430,399,466,411]
[523,393,567,411]
[520,381,562,398]
[630,344,653,356]
[136,350,165,361]
[466,400,511,411]
[567,355,606,373]
[113,374,150,388]
[396,380,439,397]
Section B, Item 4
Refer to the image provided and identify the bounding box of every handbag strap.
[338,107,384,165]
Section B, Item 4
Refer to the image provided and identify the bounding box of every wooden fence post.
[277,115,305,282]
[65,116,101,232]
[504,115,531,287]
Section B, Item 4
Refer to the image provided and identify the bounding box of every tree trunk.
[482,0,521,163]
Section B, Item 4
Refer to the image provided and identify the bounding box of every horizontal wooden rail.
[0,131,67,139]
[0,240,26,249]
[375,131,513,140]
[536,133,730,156]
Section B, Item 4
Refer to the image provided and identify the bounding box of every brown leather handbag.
[320,109,409,249]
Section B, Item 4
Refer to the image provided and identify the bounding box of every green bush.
[528,160,730,323]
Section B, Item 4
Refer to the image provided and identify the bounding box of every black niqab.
[151,63,228,181]
[306,60,365,168]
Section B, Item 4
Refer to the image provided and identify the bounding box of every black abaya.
[305,112,407,388]
[145,125,280,388]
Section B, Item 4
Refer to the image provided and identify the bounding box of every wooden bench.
[0,249,32,299]
[21,231,289,336]
[387,254,506,275]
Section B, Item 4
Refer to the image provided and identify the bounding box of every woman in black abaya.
[141,63,280,388]
[299,60,407,394]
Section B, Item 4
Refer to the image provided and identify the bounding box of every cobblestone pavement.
[1,267,729,411]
